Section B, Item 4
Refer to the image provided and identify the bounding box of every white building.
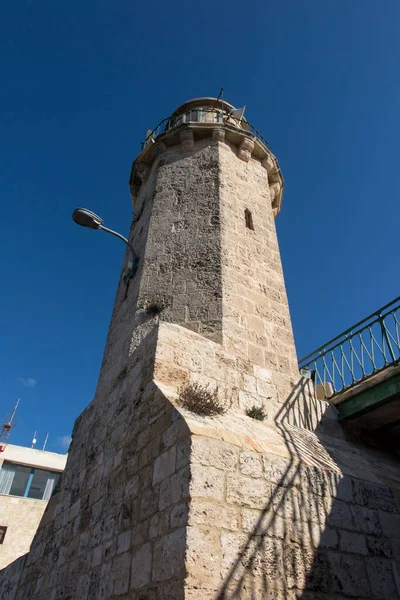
[0,444,67,570]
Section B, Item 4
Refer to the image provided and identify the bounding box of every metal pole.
[380,314,396,363]
[42,433,49,451]
[9,398,20,425]
[98,224,136,265]
[213,88,224,122]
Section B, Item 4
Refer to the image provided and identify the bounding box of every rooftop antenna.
[31,430,37,449]
[0,399,20,452]
[42,433,49,451]
[212,87,224,121]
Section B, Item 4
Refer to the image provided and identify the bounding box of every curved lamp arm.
[72,208,138,287]
[98,224,136,266]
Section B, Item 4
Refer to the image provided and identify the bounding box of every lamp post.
[72,208,137,282]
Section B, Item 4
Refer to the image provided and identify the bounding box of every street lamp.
[72,207,137,281]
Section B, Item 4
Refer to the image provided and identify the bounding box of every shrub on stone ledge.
[177,382,226,417]
[145,300,165,316]
[246,405,267,421]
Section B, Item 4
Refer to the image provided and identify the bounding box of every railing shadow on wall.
[216,378,400,599]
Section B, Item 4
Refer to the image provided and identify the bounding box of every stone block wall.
[185,424,400,599]
[1,325,194,600]
[137,141,223,343]
[126,135,298,402]
[0,496,47,570]
[100,132,298,410]
[219,141,299,402]
[0,554,26,599]
[153,322,400,599]
[1,323,400,599]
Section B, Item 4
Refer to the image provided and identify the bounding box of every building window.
[245,209,254,230]
[0,526,7,544]
[0,462,59,501]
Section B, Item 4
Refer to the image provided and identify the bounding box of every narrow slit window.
[245,209,254,230]
[0,526,7,544]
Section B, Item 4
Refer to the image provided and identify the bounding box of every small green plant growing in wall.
[177,382,226,417]
[246,405,267,421]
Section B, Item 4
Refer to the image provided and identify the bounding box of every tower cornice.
[130,103,284,217]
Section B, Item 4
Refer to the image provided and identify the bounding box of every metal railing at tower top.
[298,296,400,401]
[141,107,270,150]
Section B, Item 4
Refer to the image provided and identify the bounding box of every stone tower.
[1,97,400,600]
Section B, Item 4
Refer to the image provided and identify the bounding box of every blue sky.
[1,1,400,452]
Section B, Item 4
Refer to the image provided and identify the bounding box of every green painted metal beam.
[337,373,400,420]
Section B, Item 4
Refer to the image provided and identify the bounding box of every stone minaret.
[2,98,399,600]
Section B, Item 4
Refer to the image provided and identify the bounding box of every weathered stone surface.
[176,438,190,471]
[190,465,225,500]
[226,474,272,509]
[366,535,393,558]
[239,390,263,411]
[186,526,220,583]
[220,532,247,580]
[131,543,152,590]
[241,508,285,537]
[253,365,273,381]
[311,524,338,549]
[92,545,102,566]
[251,537,285,583]
[379,510,400,538]
[117,531,132,555]
[340,530,367,555]
[325,499,353,529]
[140,487,158,520]
[328,473,353,503]
[263,454,296,486]
[239,451,263,478]
[191,437,237,472]
[303,550,332,592]
[170,503,189,529]
[0,555,26,600]
[393,561,400,596]
[301,465,330,497]
[284,544,314,590]
[162,419,187,449]
[256,378,275,399]
[159,467,190,510]
[149,510,169,540]
[351,505,382,535]
[152,446,176,485]
[368,558,398,598]
[327,553,371,597]
[279,487,305,522]
[287,519,313,547]
[353,480,399,513]
[157,579,185,600]
[131,521,148,548]
[190,501,239,531]
[152,529,186,582]
[111,551,131,595]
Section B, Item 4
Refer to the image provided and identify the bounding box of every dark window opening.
[0,526,7,544]
[245,209,254,230]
